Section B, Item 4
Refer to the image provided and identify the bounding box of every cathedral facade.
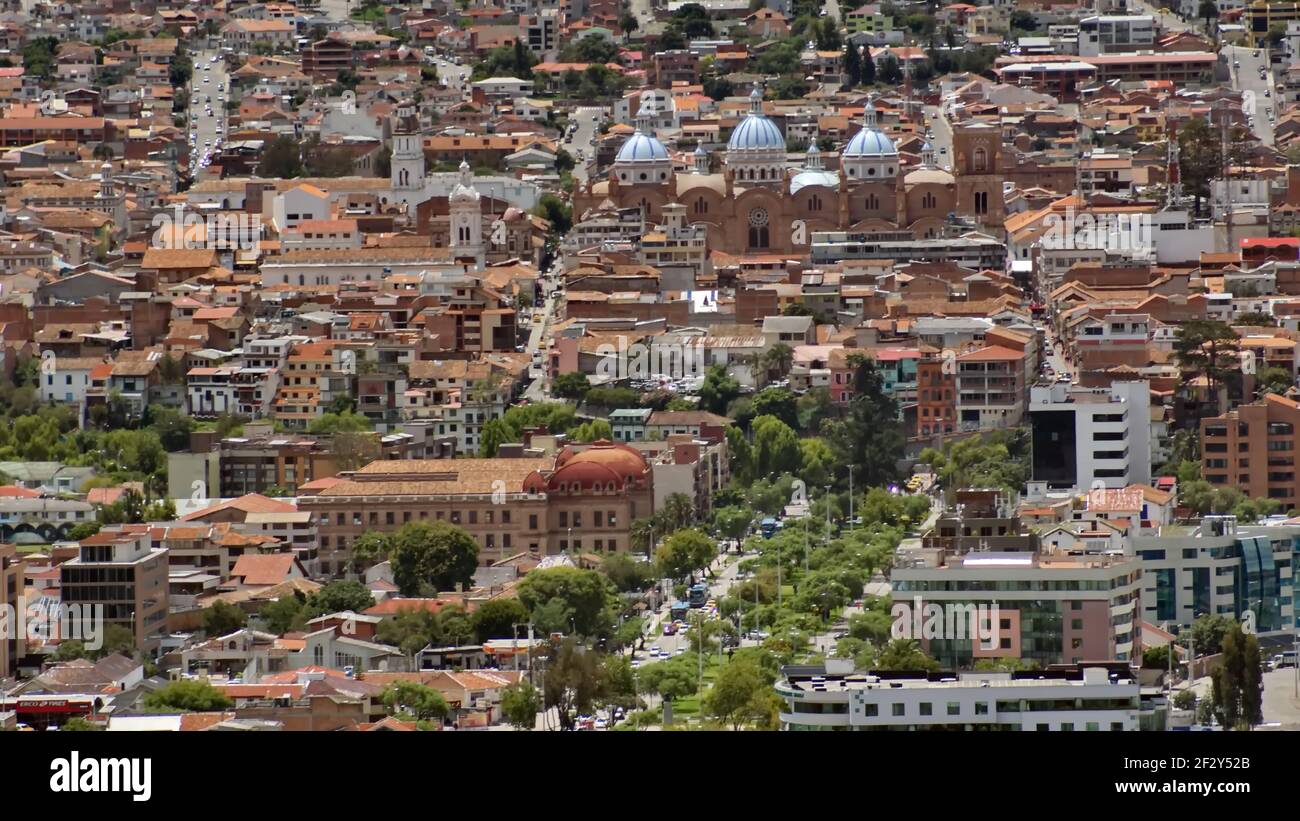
[574,90,1003,256]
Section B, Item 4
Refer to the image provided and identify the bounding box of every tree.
[569,419,613,442]
[351,531,392,571]
[636,655,699,711]
[796,387,834,434]
[698,365,741,415]
[532,193,572,236]
[479,418,511,457]
[705,659,768,730]
[143,680,233,712]
[861,47,876,85]
[1178,118,1221,216]
[381,681,450,722]
[1198,0,1219,29]
[307,410,372,435]
[60,716,103,731]
[310,580,375,615]
[1255,365,1294,398]
[389,521,480,596]
[656,528,717,581]
[823,355,904,489]
[1186,613,1236,656]
[713,506,754,544]
[600,552,657,592]
[843,43,862,88]
[501,680,541,729]
[516,566,617,636]
[472,598,529,642]
[1010,10,1037,32]
[257,135,304,178]
[751,387,799,430]
[552,371,591,400]
[751,414,802,476]
[1174,320,1241,417]
[259,592,311,634]
[202,600,247,637]
[619,11,640,39]
[539,637,604,730]
[878,55,902,85]
[1209,622,1263,729]
[876,638,941,672]
[659,492,696,531]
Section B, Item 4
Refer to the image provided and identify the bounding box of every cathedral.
[574,89,1005,256]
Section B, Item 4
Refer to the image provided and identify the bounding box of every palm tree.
[761,343,794,381]
[660,493,695,531]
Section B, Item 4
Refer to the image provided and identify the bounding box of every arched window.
[748,225,769,248]
[866,193,879,210]
[809,195,822,212]
[922,192,936,210]
[974,146,988,173]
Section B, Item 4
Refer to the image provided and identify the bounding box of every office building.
[1030,380,1152,492]
[59,527,169,654]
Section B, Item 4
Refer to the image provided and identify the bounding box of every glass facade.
[1238,536,1281,632]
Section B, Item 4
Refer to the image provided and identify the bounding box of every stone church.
[574,89,1004,256]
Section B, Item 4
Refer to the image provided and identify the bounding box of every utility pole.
[848,466,855,532]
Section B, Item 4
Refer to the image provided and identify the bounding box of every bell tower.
[952,123,1005,229]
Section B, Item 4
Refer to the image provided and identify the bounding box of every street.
[188,48,229,174]
[1223,44,1276,146]
[923,104,953,171]
[563,106,604,185]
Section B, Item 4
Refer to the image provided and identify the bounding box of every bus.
[688,583,708,608]
[760,518,780,538]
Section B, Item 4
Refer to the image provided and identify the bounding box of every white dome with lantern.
[613,100,672,185]
[841,99,899,182]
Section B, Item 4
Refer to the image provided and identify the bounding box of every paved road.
[433,55,470,94]
[629,0,656,29]
[923,105,953,172]
[522,253,565,401]
[1261,667,1300,727]
[1224,44,1276,146]
[564,106,604,185]
[188,48,229,173]
[1130,0,1196,35]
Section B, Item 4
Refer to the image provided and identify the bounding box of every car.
[217,84,224,92]
[594,718,608,729]
[1266,89,1272,98]
[674,647,686,655]
[203,76,210,83]
[1234,60,1240,68]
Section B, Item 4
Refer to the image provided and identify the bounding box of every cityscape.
[0,0,1298,741]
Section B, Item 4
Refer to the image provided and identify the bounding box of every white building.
[1028,380,1152,492]
[1077,15,1157,57]
[776,661,1146,731]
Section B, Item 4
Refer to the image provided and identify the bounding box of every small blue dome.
[728,115,785,151]
[842,128,898,158]
[616,131,670,162]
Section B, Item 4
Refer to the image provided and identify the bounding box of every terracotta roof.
[230,554,299,587]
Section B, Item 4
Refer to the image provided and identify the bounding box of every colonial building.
[299,441,655,575]
[573,91,990,256]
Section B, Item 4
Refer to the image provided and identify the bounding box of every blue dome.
[789,170,840,195]
[616,131,670,162]
[842,128,898,158]
[728,115,785,151]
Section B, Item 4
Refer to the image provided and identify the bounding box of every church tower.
[449,159,483,268]
[952,122,1005,229]
[390,98,424,196]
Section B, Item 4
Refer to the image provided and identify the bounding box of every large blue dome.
[728,115,784,151]
[842,128,898,158]
[616,131,670,162]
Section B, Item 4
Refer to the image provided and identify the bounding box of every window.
[946,702,960,716]
[892,703,905,716]
[974,702,989,715]
[919,702,932,716]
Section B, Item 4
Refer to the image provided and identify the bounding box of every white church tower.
[390,98,424,200]
[449,159,483,268]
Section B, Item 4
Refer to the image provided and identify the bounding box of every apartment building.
[917,352,957,438]
[1200,393,1300,504]
[59,528,169,654]
[1132,515,1297,633]
[1077,15,1157,57]
[776,661,1146,731]
[955,345,1027,432]
[1029,380,1152,492]
[892,547,1143,667]
[298,442,655,575]
[0,544,23,680]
